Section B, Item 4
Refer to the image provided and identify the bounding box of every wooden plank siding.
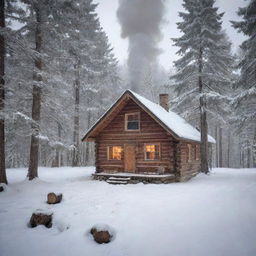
[176,141,201,181]
[95,99,176,174]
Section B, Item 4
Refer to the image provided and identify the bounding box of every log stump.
[90,227,112,244]
[47,192,62,204]
[30,212,53,228]
[0,186,4,192]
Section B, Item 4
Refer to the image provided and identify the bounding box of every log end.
[47,192,63,204]
[30,212,53,228]
[90,225,114,244]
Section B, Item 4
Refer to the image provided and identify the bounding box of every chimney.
[159,94,169,111]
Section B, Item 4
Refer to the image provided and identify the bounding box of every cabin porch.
[92,172,176,184]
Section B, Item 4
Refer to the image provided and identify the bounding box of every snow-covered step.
[108,177,131,181]
[106,179,128,185]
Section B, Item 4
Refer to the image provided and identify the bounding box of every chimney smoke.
[117,0,165,93]
[159,94,169,111]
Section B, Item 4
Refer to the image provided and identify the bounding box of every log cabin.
[82,90,215,184]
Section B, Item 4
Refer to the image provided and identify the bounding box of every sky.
[94,0,247,70]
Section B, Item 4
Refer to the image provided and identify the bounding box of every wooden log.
[30,212,53,228]
[0,186,4,192]
[90,227,112,244]
[47,192,62,204]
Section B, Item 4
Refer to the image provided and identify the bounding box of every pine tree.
[3,0,120,170]
[59,0,119,166]
[18,0,63,179]
[231,0,256,167]
[171,0,234,173]
[0,0,25,183]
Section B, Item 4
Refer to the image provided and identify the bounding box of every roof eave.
[179,137,215,144]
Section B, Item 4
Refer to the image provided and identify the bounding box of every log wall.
[177,141,201,181]
[95,99,176,174]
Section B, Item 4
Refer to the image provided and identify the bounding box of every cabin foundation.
[92,172,176,184]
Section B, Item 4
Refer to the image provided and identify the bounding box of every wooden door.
[124,144,136,172]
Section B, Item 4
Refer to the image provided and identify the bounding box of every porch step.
[107,180,128,185]
[108,177,131,181]
[106,176,131,185]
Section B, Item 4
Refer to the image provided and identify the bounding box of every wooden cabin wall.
[177,141,201,181]
[95,99,176,174]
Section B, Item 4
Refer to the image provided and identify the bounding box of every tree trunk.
[72,58,80,167]
[215,125,218,167]
[219,127,223,167]
[0,0,7,184]
[253,129,256,168]
[52,123,62,167]
[198,46,209,173]
[242,150,245,168]
[239,135,242,168]
[227,130,230,168]
[247,144,251,168]
[240,151,242,167]
[27,5,43,180]
[85,110,91,164]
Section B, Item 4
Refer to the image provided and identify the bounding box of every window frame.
[144,143,161,161]
[125,112,140,131]
[107,146,123,161]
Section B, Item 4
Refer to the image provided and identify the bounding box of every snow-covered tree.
[171,0,234,173]
[16,0,62,179]
[231,0,256,167]
[58,0,119,166]
[4,0,73,177]
[0,0,26,183]
[2,0,121,172]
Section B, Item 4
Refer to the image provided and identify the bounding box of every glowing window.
[108,146,122,160]
[144,144,160,160]
[125,113,140,130]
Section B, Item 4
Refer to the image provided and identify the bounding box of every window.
[125,112,140,131]
[144,144,160,160]
[108,146,122,160]
[187,144,192,162]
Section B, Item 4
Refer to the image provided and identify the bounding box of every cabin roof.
[82,90,216,144]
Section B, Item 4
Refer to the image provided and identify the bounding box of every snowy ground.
[0,167,256,256]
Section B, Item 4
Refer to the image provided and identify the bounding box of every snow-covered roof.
[82,90,215,143]
[128,90,215,143]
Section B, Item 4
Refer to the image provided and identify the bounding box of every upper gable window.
[125,112,140,131]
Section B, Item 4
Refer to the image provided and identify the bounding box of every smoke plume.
[117,0,165,92]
